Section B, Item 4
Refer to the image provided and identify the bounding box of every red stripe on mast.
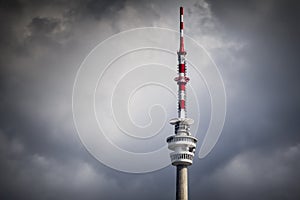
[180,22,184,30]
[180,100,185,109]
[179,64,185,73]
[180,84,185,91]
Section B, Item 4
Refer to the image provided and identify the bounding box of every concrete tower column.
[176,165,188,200]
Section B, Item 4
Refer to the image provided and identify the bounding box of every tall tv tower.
[166,7,198,200]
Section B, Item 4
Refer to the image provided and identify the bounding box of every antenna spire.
[176,6,188,119]
[179,7,185,53]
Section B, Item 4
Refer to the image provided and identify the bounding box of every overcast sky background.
[0,0,300,199]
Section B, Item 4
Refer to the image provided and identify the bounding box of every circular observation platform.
[166,135,197,166]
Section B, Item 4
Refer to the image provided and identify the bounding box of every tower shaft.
[176,165,188,200]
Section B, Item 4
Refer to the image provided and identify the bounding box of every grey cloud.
[28,17,61,36]
[0,0,299,200]
[193,144,300,200]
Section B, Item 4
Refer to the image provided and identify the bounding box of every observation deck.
[167,118,198,166]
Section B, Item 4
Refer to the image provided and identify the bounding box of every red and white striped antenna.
[179,6,185,53]
[176,6,189,119]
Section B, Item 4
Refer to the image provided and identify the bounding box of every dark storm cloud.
[0,0,299,200]
[85,0,125,19]
[0,1,173,199]
[29,17,60,34]
[189,1,300,199]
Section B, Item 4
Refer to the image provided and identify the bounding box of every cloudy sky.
[0,0,300,199]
